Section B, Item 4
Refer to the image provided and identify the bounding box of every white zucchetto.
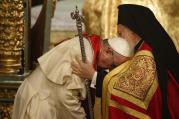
[108,37,133,57]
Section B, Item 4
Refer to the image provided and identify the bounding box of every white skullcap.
[108,37,133,57]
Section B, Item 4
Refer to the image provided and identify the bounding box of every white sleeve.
[90,71,97,89]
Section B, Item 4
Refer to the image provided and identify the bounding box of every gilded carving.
[0,89,16,99]
[0,82,20,119]
[0,0,24,74]
[0,103,13,119]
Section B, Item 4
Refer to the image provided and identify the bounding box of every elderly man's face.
[117,24,136,42]
[97,44,129,70]
[97,45,114,70]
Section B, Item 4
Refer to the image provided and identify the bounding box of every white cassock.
[12,37,93,119]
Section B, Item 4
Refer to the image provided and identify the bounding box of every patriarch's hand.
[71,57,95,80]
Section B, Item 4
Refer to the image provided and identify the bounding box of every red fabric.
[110,87,162,119]
[167,71,179,119]
[139,42,152,51]
[86,34,101,69]
[146,87,162,119]
[109,42,179,119]
[109,106,138,119]
[111,95,147,114]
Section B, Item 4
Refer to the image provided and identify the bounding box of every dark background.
[32,0,43,6]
